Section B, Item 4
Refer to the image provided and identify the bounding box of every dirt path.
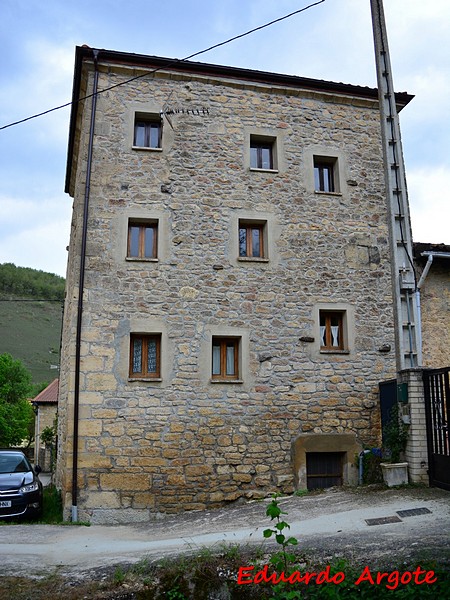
[1,486,449,579]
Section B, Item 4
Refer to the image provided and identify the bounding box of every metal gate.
[423,368,450,491]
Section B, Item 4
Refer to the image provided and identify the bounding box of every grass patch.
[0,550,448,599]
[39,484,63,523]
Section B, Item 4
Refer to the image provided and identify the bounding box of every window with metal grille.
[306,452,345,490]
[129,334,161,379]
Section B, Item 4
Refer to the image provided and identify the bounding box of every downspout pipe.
[417,254,434,290]
[358,450,371,485]
[72,49,99,522]
[415,254,432,368]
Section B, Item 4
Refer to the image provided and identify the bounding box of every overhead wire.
[0,0,325,131]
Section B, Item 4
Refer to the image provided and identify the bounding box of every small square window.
[250,136,275,170]
[212,337,239,380]
[130,334,161,379]
[133,115,162,149]
[239,221,266,258]
[319,311,345,351]
[127,221,158,259]
[314,157,337,192]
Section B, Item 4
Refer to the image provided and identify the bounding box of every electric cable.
[0,0,325,131]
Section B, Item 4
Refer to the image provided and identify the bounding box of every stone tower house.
[57,46,412,523]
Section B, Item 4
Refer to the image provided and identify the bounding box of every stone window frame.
[127,102,174,153]
[313,302,355,357]
[113,210,169,266]
[126,219,158,262]
[200,326,250,386]
[230,210,278,267]
[120,318,172,386]
[244,127,286,174]
[304,146,348,197]
[129,333,162,380]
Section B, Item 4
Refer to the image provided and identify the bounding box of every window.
[314,157,337,192]
[129,334,161,379]
[212,337,239,380]
[133,116,162,149]
[127,221,158,259]
[250,136,275,170]
[239,221,265,258]
[320,311,345,351]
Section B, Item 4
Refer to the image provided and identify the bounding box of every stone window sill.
[314,190,342,197]
[210,379,244,384]
[237,257,269,263]
[131,146,163,152]
[320,349,350,355]
[249,167,278,174]
[128,378,162,383]
[125,257,159,263]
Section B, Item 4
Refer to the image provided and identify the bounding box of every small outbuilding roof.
[32,379,59,404]
[414,242,450,266]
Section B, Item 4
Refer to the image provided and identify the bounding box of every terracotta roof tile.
[33,379,59,404]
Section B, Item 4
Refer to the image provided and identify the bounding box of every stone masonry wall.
[58,61,398,522]
[419,264,450,368]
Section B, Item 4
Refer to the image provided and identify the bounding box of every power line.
[0,1,325,131]
[0,298,63,302]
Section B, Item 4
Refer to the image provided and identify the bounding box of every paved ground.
[1,485,449,579]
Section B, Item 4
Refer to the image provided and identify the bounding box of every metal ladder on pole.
[370,0,420,370]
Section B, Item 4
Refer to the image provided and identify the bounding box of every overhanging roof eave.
[64,46,414,196]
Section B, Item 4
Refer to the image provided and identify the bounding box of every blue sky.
[1,0,449,277]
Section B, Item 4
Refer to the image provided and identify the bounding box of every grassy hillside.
[0,264,64,385]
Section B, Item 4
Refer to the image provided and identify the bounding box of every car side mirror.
[34,465,42,474]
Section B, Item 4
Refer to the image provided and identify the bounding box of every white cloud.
[408,166,450,245]
[1,39,74,143]
[0,194,71,276]
[1,0,449,275]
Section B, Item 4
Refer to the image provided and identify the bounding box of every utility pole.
[370,0,421,370]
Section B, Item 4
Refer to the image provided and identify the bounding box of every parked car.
[0,450,43,520]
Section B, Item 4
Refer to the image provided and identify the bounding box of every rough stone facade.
[57,48,408,523]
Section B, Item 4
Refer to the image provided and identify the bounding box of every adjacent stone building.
[57,46,413,523]
[414,243,450,368]
[32,378,58,472]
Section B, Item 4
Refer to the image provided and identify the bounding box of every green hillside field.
[0,263,65,385]
[0,298,63,384]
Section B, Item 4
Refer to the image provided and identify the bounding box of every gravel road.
[1,486,449,580]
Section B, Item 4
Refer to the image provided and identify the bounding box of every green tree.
[0,353,34,447]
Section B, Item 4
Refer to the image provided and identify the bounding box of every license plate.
[0,501,12,508]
